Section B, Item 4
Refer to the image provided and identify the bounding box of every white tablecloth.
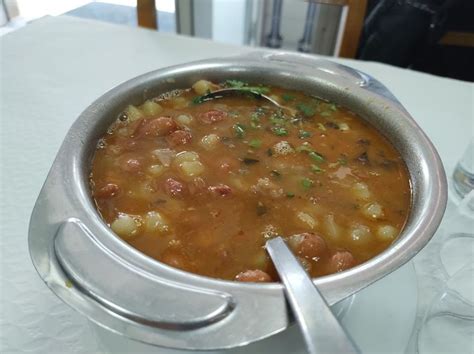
[1,15,473,354]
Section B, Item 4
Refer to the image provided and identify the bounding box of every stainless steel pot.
[28,51,447,350]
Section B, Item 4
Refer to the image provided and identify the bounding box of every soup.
[89,79,411,282]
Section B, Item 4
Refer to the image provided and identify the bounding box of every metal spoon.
[266,237,360,354]
[200,88,297,116]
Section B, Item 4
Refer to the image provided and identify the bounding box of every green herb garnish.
[191,96,206,105]
[225,80,270,95]
[250,113,261,128]
[301,178,314,189]
[286,192,295,198]
[317,123,326,131]
[296,103,316,117]
[296,142,313,153]
[272,127,288,136]
[282,93,295,102]
[249,139,262,149]
[320,111,332,117]
[308,151,325,163]
[311,164,325,173]
[299,130,312,139]
[233,123,246,138]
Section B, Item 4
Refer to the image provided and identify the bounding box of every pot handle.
[239,51,405,107]
[53,218,234,330]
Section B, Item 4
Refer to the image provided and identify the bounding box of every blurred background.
[1,0,472,81]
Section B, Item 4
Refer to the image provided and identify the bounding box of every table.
[1,15,473,354]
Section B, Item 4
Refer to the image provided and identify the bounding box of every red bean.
[198,110,227,124]
[208,184,232,197]
[136,117,178,137]
[235,269,272,282]
[164,178,186,197]
[289,232,327,259]
[121,158,142,173]
[95,183,119,198]
[166,130,192,147]
[330,251,355,272]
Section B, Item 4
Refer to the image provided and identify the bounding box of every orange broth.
[90,80,411,282]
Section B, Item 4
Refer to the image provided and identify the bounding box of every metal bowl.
[28,51,447,350]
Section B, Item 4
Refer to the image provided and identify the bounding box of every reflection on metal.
[298,1,319,52]
[264,0,283,48]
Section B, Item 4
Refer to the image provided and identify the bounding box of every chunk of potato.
[140,100,163,116]
[124,105,144,122]
[176,114,193,126]
[377,225,398,240]
[362,202,384,219]
[323,214,341,239]
[174,151,200,165]
[192,80,213,95]
[200,134,220,151]
[145,211,169,234]
[179,160,205,178]
[172,96,188,109]
[111,213,140,239]
[295,211,318,229]
[148,164,165,176]
[338,122,350,131]
[352,182,371,200]
[350,223,371,244]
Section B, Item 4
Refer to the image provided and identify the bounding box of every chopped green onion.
[320,111,332,117]
[225,79,247,88]
[224,80,270,95]
[250,113,261,128]
[299,130,312,139]
[282,93,295,102]
[296,103,316,117]
[249,139,262,149]
[311,164,325,173]
[286,192,295,198]
[308,151,325,163]
[317,123,326,131]
[272,127,288,136]
[242,157,259,165]
[233,123,246,138]
[191,96,206,105]
[296,142,313,153]
[301,178,314,189]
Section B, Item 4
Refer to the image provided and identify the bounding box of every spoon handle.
[266,237,360,354]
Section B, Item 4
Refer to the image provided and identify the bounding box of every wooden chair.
[308,0,367,58]
[137,0,157,30]
[439,31,474,47]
